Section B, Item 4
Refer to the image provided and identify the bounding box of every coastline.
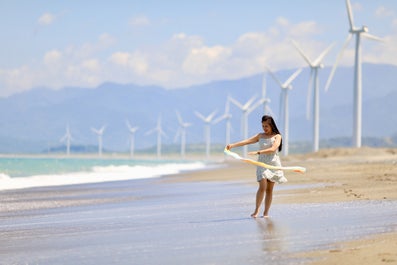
[0,147,396,264]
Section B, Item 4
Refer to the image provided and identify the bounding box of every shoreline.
[0,147,396,264]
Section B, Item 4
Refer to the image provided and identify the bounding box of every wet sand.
[168,147,397,264]
[0,147,396,264]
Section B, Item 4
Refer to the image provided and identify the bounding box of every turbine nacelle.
[350,26,368,34]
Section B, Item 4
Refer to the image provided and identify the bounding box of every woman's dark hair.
[262,115,282,152]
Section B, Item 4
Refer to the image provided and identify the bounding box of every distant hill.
[0,63,396,154]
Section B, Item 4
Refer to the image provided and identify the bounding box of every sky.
[1,0,397,97]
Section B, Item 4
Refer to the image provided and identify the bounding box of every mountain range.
[0,63,396,154]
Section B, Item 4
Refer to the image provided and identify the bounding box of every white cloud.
[81,59,101,72]
[182,46,231,75]
[109,51,148,75]
[2,14,397,97]
[109,52,130,66]
[38,13,55,26]
[44,50,62,65]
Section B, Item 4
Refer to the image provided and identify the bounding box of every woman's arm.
[248,134,282,155]
[226,134,260,150]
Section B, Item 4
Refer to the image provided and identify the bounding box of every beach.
[0,147,396,264]
[169,147,397,264]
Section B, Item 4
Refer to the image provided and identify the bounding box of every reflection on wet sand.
[256,218,287,253]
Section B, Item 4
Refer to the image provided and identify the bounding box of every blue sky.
[1,0,396,97]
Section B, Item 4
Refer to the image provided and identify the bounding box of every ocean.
[0,156,208,191]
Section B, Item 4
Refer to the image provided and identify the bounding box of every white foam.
[0,162,207,191]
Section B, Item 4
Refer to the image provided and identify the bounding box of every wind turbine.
[91,125,106,156]
[175,111,192,159]
[126,120,139,158]
[266,67,302,156]
[146,115,166,159]
[229,95,264,157]
[291,40,334,153]
[195,110,217,159]
[213,96,232,146]
[60,125,73,156]
[325,0,382,148]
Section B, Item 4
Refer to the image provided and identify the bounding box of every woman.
[226,115,287,218]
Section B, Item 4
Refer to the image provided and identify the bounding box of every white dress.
[256,136,288,184]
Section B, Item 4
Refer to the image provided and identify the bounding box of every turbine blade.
[247,98,264,114]
[324,34,352,92]
[312,42,335,66]
[99,125,106,134]
[261,71,267,98]
[291,39,313,66]
[228,96,244,109]
[224,98,230,114]
[346,0,355,31]
[125,120,132,129]
[194,111,207,121]
[176,110,184,125]
[362,32,384,42]
[145,128,156,135]
[213,114,226,125]
[174,128,181,143]
[160,129,167,138]
[265,66,284,88]
[243,95,257,109]
[283,68,302,87]
[208,110,218,121]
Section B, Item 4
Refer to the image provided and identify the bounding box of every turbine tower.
[126,120,139,158]
[213,96,232,146]
[195,110,217,159]
[266,67,302,156]
[325,0,382,148]
[229,95,264,157]
[146,115,166,159]
[91,125,106,156]
[175,111,192,159]
[60,125,73,156]
[291,40,334,153]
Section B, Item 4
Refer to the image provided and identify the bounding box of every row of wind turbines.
[61,0,381,158]
[271,0,382,153]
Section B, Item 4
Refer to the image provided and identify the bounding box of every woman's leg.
[251,179,267,218]
[263,180,275,217]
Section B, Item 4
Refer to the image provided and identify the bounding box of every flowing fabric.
[224,148,306,174]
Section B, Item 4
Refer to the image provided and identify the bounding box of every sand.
[168,147,397,264]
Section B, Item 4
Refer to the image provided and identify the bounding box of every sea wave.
[0,162,207,191]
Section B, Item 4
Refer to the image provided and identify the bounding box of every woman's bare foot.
[263,211,269,218]
[251,211,259,218]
